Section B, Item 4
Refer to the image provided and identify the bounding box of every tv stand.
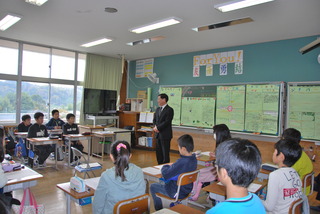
[86,115,119,127]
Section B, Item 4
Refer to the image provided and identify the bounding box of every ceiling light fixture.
[192,17,253,32]
[214,0,274,12]
[81,38,113,48]
[25,0,48,6]
[0,14,22,31]
[129,17,182,34]
[127,36,165,46]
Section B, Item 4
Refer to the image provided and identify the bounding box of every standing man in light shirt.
[153,93,174,164]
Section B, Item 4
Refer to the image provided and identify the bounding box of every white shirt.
[262,167,302,214]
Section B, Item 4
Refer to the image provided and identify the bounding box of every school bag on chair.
[12,188,45,214]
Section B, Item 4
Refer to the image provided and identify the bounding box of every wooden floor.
[10,148,320,214]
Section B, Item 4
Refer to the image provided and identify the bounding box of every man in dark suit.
[153,93,174,164]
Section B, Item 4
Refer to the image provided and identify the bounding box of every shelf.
[136,122,153,124]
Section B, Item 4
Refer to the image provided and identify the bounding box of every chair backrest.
[288,198,303,214]
[113,194,150,214]
[71,147,88,166]
[174,170,199,200]
[302,171,314,195]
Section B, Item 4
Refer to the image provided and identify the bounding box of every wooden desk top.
[27,137,60,142]
[259,168,272,175]
[63,134,92,139]
[202,179,267,196]
[170,204,204,214]
[197,154,215,162]
[14,132,28,135]
[79,125,106,130]
[92,132,115,137]
[5,166,43,186]
[56,182,94,199]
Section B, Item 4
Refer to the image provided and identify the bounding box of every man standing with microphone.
[153,93,174,164]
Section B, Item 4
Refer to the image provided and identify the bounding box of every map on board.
[288,85,320,140]
[216,85,245,131]
[245,84,280,134]
[180,97,215,128]
[159,87,182,125]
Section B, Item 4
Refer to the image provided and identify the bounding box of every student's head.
[177,134,194,154]
[273,139,302,167]
[21,114,31,126]
[157,93,169,106]
[215,138,261,188]
[34,112,44,124]
[110,141,131,182]
[282,128,301,144]
[66,113,75,124]
[213,124,231,148]
[51,109,60,119]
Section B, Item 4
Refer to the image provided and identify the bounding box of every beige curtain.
[80,53,122,124]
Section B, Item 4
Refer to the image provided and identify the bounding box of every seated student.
[62,113,84,164]
[150,134,197,211]
[206,138,265,214]
[262,139,303,214]
[17,114,32,132]
[27,112,52,167]
[92,141,145,214]
[190,124,231,201]
[46,109,65,130]
[282,128,313,195]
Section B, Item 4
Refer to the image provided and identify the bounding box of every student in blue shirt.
[46,109,65,130]
[206,138,266,214]
[150,134,197,211]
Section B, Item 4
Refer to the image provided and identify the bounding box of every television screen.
[84,88,117,115]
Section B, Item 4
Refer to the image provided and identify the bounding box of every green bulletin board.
[288,85,320,140]
[159,87,182,125]
[216,85,245,131]
[245,84,280,135]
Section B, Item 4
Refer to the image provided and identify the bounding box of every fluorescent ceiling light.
[214,0,274,12]
[81,38,113,47]
[127,36,165,46]
[192,17,253,32]
[130,17,182,34]
[0,14,22,31]
[25,0,48,6]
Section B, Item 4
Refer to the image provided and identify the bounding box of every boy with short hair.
[17,114,32,132]
[46,109,65,130]
[27,112,52,166]
[282,128,313,195]
[150,134,197,211]
[62,113,84,164]
[206,138,265,214]
[262,139,303,214]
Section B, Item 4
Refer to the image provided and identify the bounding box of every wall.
[128,35,320,109]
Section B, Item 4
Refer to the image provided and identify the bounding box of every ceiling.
[0,0,319,60]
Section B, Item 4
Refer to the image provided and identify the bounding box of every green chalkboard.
[287,84,320,140]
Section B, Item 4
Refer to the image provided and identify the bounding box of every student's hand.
[209,152,215,158]
[153,126,159,133]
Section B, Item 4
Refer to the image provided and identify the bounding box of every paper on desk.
[248,183,262,193]
[6,168,42,181]
[79,163,101,169]
[85,177,100,190]
[32,137,50,141]
[153,165,164,170]
[142,167,161,175]
[201,151,211,156]
[152,208,179,214]
[69,134,84,137]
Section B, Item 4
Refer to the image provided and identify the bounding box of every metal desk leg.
[65,193,71,214]
[55,143,58,170]
[87,137,91,163]
[68,139,71,167]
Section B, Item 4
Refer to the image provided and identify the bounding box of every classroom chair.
[302,171,314,196]
[155,170,199,208]
[71,147,102,179]
[113,194,150,214]
[288,198,303,214]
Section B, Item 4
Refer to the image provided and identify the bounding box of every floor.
[10,149,320,214]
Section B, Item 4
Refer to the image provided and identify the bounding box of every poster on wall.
[135,58,154,78]
[159,87,182,125]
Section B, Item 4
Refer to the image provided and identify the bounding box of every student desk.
[196,151,215,166]
[257,168,273,180]
[3,166,43,193]
[92,131,115,160]
[63,134,92,166]
[14,132,28,139]
[202,179,268,202]
[27,137,59,169]
[57,177,100,214]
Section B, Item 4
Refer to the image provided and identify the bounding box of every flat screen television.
[83,88,117,115]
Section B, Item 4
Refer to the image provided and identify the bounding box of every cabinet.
[135,122,156,150]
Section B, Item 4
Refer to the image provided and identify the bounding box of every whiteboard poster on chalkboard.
[135,58,154,78]
[180,97,215,128]
[288,85,320,140]
[216,85,245,131]
[159,87,182,125]
[245,84,280,135]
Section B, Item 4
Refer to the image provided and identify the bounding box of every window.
[0,39,19,75]
[0,80,17,123]
[21,82,49,121]
[50,84,74,120]
[77,53,86,81]
[22,44,50,78]
[76,86,83,123]
[51,49,75,80]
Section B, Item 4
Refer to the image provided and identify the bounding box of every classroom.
[1,0,320,213]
